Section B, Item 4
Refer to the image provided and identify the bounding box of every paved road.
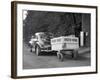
[23,44,90,69]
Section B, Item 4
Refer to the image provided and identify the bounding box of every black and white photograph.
[11,1,97,78]
[23,10,91,69]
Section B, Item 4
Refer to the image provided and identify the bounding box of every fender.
[35,41,43,48]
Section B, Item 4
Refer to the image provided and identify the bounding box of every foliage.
[23,10,82,43]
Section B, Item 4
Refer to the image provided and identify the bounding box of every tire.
[35,45,41,56]
[72,50,78,59]
[57,51,64,61]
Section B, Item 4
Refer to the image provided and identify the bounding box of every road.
[23,44,90,69]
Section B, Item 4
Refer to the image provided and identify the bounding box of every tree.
[23,10,82,44]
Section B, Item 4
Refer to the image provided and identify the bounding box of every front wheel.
[35,45,41,56]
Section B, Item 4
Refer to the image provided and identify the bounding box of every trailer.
[51,36,79,61]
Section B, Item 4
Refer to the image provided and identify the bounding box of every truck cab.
[33,32,53,56]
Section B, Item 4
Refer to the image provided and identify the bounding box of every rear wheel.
[35,45,41,56]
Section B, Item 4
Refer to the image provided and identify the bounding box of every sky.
[23,10,28,20]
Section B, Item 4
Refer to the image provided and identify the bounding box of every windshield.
[39,34,44,38]
[40,33,49,39]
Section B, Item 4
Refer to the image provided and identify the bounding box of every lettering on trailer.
[72,39,77,42]
[57,39,61,42]
[64,38,71,41]
[64,38,77,42]
[51,37,78,44]
[51,39,56,43]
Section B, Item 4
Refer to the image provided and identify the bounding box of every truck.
[29,32,80,61]
[29,32,53,55]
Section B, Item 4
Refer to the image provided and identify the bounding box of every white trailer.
[51,36,79,61]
